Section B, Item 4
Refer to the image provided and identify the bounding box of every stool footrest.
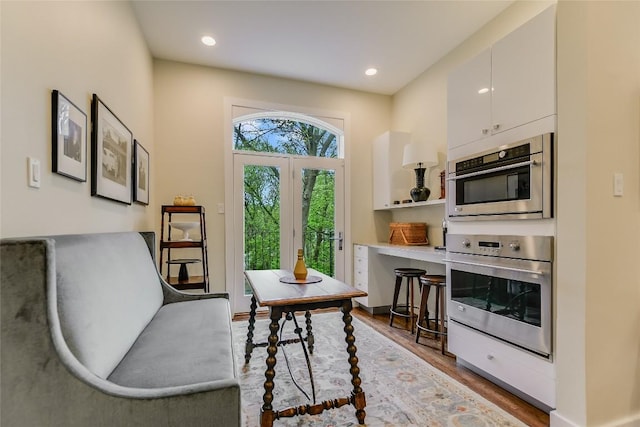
[389,306,417,318]
[416,319,447,337]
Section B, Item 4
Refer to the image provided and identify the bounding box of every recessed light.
[478,87,489,94]
[365,68,378,76]
[201,36,216,47]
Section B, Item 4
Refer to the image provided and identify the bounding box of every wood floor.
[233,306,549,427]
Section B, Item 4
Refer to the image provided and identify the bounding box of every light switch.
[613,173,623,197]
[217,203,225,214]
[28,157,41,188]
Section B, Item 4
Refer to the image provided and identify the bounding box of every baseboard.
[550,410,640,427]
[550,411,581,427]
[355,303,390,315]
[600,413,640,427]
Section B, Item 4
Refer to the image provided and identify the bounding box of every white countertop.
[358,242,447,264]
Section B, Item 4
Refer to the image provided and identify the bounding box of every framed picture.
[91,94,132,204]
[133,140,149,205]
[51,90,87,181]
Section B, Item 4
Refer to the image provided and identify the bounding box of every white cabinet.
[448,321,556,409]
[447,49,492,148]
[353,244,404,308]
[448,4,556,149]
[372,131,412,210]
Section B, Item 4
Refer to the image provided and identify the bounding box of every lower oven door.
[446,255,552,357]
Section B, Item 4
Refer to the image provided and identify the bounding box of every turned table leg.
[341,299,366,425]
[305,310,315,354]
[244,295,258,364]
[260,308,282,427]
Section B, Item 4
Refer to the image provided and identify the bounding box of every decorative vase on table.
[293,249,308,280]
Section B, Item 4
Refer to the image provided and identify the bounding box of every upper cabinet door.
[447,48,492,149]
[491,5,556,134]
[447,5,556,151]
[372,131,412,210]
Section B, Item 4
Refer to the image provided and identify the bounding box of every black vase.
[410,167,430,202]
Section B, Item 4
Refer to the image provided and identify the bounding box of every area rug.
[232,312,526,427]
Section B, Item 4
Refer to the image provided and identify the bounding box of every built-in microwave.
[447,133,553,221]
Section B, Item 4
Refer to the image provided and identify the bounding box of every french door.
[232,153,344,313]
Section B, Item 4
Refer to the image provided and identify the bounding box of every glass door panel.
[233,154,289,313]
[293,158,344,280]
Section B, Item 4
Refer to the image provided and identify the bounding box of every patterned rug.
[232,312,526,427]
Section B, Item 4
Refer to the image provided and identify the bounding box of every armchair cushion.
[108,298,235,388]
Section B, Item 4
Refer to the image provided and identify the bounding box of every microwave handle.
[447,159,536,181]
[444,258,545,276]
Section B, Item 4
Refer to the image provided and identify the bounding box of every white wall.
[556,2,640,426]
[153,60,391,291]
[0,1,155,238]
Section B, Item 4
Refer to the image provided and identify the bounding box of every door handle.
[330,232,343,251]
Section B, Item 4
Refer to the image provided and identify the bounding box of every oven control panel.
[447,234,553,262]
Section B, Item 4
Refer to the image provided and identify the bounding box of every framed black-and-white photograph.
[133,140,149,205]
[52,90,87,181]
[91,94,132,204]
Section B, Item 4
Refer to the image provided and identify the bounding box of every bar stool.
[415,274,447,354]
[389,268,426,334]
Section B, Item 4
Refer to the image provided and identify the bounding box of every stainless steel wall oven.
[445,234,553,358]
[447,133,553,220]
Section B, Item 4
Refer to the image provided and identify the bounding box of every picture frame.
[133,140,149,205]
[51,90,87,181]
[91,94,132,204]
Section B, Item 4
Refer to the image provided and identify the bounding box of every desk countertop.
[357,242,447,264]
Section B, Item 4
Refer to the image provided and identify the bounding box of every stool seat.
[389,268,426,333]
[394,268,428,277]
[416,274,447,354]
[420,275,446,285]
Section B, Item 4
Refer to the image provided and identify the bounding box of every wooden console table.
[243,269,368,427]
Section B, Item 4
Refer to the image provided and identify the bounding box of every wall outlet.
[28,157,41,188]
[613,172,623,197]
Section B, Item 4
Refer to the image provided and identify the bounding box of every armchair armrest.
[158,273,229,304]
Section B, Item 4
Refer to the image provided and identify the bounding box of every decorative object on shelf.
[439,170,446,199]
[402,142,439,202]
[167,258,199,282]
[51,90,87,182]
[172,195,196,206]
[91,94,133,205]
[293,248,308,280]
[170,221,200,241]
[388,222,429,246]
[133,140,149,205]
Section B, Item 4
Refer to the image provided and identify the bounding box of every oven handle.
[447,159,536,181]
[444,258,545,276]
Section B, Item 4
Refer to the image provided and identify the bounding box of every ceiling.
[132,1,513,95]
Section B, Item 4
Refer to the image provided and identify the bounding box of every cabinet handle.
[482,128,489,135]
[492,123,501,130]
[487,354,495,360]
